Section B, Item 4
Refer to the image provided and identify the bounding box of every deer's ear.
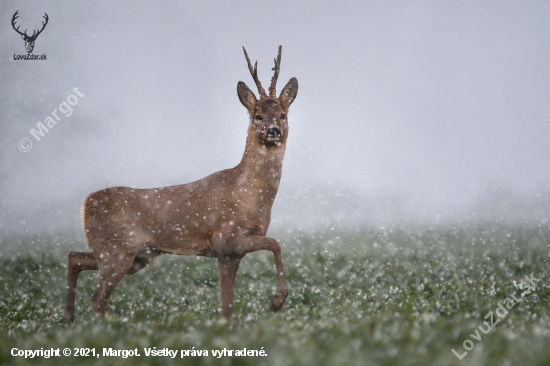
[237,81,257,110]
[279,77,298,109]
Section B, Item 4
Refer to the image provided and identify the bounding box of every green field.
[1,223,549,365]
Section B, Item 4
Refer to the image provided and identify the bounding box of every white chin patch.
[267,137,280,142]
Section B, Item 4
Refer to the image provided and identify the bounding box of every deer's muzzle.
[266,127,282,142]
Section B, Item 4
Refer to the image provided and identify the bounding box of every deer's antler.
[11,11,49,40]
[269,46,282,98]
[30,13,49,40]
[11,11,26,37]
[243,47,267,98]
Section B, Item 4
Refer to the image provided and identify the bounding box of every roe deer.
[62,46,298,321]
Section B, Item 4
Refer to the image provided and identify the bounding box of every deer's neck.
[236,134,286,197]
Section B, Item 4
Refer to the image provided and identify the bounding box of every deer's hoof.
[269,290,288,312]
[269,301,282,312]
[60,310,75,323]
[59,316,74,324]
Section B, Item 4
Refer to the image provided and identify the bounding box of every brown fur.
[62,46,298,322]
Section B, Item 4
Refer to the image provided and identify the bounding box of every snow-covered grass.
[1,223,550,365]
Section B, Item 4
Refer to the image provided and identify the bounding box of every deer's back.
[81,168,274,257]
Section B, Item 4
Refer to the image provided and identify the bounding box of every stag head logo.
[12,11,49,54]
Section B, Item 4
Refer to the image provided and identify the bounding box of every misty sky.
[1,0,550,234]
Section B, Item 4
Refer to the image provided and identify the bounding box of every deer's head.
[12,11,49,54]
[237,46,298,147]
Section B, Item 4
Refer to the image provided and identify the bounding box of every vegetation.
[1,223,550,365]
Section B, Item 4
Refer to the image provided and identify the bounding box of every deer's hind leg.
[126,255,149,274]
[90,246,137,318]
[63,251,99,322]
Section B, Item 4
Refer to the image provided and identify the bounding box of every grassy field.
[1,223,549,365]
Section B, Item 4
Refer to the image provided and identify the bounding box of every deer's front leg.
[218,255,242,318]
[221,236,289,313]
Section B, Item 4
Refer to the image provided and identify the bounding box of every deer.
[62,46,298,322]
[11,11,49,54]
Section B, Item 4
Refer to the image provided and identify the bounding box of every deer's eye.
[255,115,263,121]
[280,114,286,120]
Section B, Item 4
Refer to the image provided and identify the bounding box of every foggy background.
[1,0,549,236]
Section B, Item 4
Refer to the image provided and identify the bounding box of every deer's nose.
[266,127,282,141]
